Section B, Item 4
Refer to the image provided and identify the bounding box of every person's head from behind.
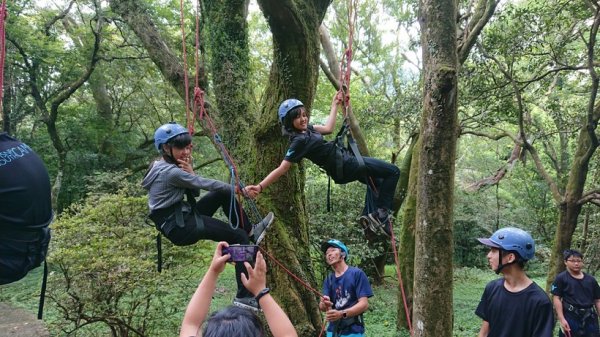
[203,306,264,337]
[278,99,307,135]
[477,227,535,274]
[153,122,193,163]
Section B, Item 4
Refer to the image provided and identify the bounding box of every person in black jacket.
[0,132,52,284]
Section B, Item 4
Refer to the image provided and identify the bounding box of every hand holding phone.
[222,244,259,262]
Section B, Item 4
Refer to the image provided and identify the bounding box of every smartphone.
[222,244,259,262]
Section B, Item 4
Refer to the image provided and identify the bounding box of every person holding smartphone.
[180,241,297,337]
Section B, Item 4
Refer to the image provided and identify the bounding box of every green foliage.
[47,192,203,336]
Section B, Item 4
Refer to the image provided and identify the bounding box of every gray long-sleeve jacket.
[141,160,230,211]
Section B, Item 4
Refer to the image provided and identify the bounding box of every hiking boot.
[233,296,261,312]
[367,212,393,238]
[250,212,274,245]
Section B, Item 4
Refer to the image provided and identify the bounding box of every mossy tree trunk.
[397,0,499,332]
[253,1,332,335]
[396,135,418,330]
[412,0,458,335]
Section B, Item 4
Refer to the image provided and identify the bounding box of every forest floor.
[0,262,569,336]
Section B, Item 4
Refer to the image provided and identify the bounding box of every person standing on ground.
[0,132,52,284]
[476,227,554,337]
[318,239,373,337]
[180,241,297,337]
[551,249,600,337]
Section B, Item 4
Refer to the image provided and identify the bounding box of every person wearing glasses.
[551,249,600,337]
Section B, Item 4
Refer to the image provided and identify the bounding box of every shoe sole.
[254,212,274,245]
[366,214,393,238]
[233,301,262,312]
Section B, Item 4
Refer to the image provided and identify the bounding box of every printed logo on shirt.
[285,149,294,157]
[0,143,33,167]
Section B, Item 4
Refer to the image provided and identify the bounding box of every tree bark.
[413,0,458,335]
[253,1,332,334]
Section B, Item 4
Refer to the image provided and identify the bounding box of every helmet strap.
[494,250,517,274]
[161,144,177,164]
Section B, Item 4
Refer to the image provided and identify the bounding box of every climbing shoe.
[250,212,274,245]
[367,212,393,238]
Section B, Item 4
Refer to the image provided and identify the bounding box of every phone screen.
[222,245,258,262]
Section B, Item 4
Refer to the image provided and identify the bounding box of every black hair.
[563,249,583,261]
[203,306,264,337]
[281,106,304,136]
[167,133,192,149]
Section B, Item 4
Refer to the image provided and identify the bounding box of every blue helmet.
[478,227,535,260]
[321,239,349,259]
[154,122,189,152]
[278,98,304,123]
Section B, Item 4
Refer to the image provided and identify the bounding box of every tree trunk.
[397,135,418,330]
[254,1,332,334]
[546,124,597,289]
[413,0,458,335]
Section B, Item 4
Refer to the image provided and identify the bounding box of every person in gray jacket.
[142,122,274,311]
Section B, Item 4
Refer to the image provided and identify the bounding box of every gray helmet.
[278,98,304,123]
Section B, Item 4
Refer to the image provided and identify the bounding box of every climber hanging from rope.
[243,91,400,237]
[142,122,274,311]
[242,1,399,237]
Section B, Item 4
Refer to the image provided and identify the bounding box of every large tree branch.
[458,0,500,65]
[479,44,564,202]
[108,0,187,100]
[578,189,600,206]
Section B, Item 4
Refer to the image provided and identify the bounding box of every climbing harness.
[330,1,414,334]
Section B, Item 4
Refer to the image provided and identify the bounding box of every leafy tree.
[48,189,201,336]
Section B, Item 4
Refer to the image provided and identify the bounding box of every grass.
[0,263,559,336]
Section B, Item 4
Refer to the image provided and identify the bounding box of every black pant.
[335,156,400,212]
[155,190,254,298]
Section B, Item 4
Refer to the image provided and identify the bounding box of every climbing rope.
[259,247,330,337]
[177,0,264,228]
[337,1,413,334]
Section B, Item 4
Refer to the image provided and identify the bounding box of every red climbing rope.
[339,1,413,335]
[259,247,329,337]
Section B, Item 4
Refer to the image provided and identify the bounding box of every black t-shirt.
[551,270,600,308]
[284,125,337,174]
[475,278,554,337]
[0,133,52,229]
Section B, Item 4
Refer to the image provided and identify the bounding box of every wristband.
[258,183,264,192]
[255,287,270,302]
[342,310,348,318]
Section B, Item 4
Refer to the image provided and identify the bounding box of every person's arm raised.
[242,252,298,337]
[313,91,343,135]
[180,242,230,337]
